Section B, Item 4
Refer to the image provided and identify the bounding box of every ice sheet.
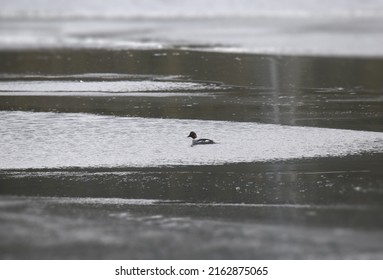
[0,79,217,96]
[2,0,383,56]
[1,111,382,169]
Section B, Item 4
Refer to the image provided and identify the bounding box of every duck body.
[188,131,216,146]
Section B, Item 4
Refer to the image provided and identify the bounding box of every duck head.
[187,131,197,139]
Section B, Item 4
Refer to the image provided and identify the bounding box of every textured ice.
[2,0,383,56]
[0,80,216,96]
[1,111,382,169]
[2,0,383,19]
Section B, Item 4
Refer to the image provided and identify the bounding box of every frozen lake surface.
[1,111,382,169]
[1,195,383,259]
[0,78,217,96]
[1,0,383,260]
[2,0,383,56]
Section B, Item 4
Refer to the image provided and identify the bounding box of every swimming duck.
[187,131,216,146]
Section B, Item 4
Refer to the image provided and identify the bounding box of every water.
[1,0,383,259]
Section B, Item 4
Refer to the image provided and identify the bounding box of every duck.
[187,131,216,146]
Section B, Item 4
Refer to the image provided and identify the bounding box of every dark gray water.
[1,0,383,260]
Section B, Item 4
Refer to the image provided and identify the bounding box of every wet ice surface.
[2,0,383,56]
[1,0,383,259]
[2,17,383,57]
[2,149,383,259]
[1,111,382,169]
[1,196,383,259]
[0,79,218,96]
